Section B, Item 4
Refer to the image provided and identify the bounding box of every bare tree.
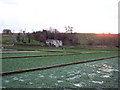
[65,26,73,33]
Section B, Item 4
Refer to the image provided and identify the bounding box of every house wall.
[46,39,62,47]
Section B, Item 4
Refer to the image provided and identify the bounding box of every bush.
[24,38,45,46]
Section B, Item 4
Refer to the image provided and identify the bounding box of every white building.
[46,39,62,47]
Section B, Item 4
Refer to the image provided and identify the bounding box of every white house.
[46,39,62,47]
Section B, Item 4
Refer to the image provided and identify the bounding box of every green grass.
[2,34,45,46]
[4,44,119,51]
[2,34,17,45]
[2,58,119,88]
[2,51,70,57]
[4,45,62,50]
[15,38,45,46]
[2,46,119,88]
[2,51,118,72]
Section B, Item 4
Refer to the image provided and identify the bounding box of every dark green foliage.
[29,31,46,43]
[16,33,21,42]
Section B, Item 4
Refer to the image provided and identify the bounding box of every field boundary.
[2,49,64,52]
[2,48,118,53]
[1,52,101,59]
[1,55,119,76]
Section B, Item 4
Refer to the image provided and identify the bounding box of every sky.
[0,0,119,33]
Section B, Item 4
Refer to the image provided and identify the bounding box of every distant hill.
[1,33,119,47]
[76,33,118,46]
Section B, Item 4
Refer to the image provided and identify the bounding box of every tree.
[3,29,12,34]
[65,26,73,33]
[27,33,31,43]
[16,33,21,42]
[42,30,49,39]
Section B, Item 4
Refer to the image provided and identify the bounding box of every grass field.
[2,58,119,88]
[1,46,119,88]
[2,51,70,57]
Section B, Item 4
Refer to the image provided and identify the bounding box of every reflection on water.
[97,71,101,73]
[55,83,58,86]
[99,68,119,72]
[38,86,42,88]
[19,79,24,82]
[73,82,85,87]
[100,74,111,78]
[70,74,75,76]
[92,81,104,84]
[49,74,57,78]
[82,73,86,75]
[39,75,44,77]
[29,82,33,85]
[74,83,82,87]
[13,77,18,80]
[88,73,96,78]
[57,80,63,83]
[61,75,64,77]
[95,63,119,73]
[103,64,107,67]
[66,75,81,80]
[4,80,9,83]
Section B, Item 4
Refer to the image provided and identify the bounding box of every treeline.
[28,30,79,45]
[16,30,119,46]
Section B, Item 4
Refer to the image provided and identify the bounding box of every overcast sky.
[0,0,119,33]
